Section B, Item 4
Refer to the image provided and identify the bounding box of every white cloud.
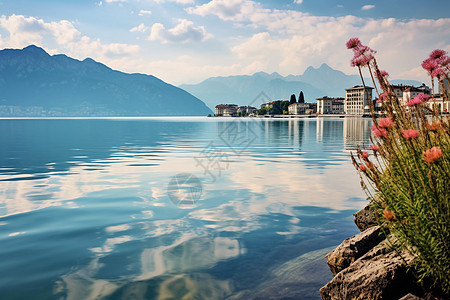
[0,14,139,59]
[294,0,303,4]
[130,23,150,33]
[361,5,375,11]
[105,0,126,3]
[148,19,212,44]
[138,10,152,16]
[187,0,258,22]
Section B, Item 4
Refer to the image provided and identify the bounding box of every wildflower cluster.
[422,49,450,101]
[347,38,450,296]
[347,37,376,67]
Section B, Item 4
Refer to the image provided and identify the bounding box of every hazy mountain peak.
[319,63,333,70]
[253,71,268,76]
[21,45,50,57]
[83,57,96,63]
[303,63,335,75]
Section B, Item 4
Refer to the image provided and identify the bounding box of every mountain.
[180,63,424,110]
[180,72,326,110]
[285,63,362,97]
[0,45,212,116]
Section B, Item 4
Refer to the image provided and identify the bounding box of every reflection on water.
[343,117,371,150]
[0,117,372,299]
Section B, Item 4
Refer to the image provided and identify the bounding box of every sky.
[0,0,449,85]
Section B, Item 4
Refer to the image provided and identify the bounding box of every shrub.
[347,38,450,296]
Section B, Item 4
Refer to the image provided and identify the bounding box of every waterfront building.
[237,106,257,116]
[391,84,409,103]
[288,102,310,115]
[345,86,373,115]
[317,97,345,114]
[332,99,345,114]
[215,104,238,116]
[427,95,449,113]
[316,96,332,114]
[307,103,317,114]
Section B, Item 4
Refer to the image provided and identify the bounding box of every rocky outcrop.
[353,204,377,232]
[325,226,385,276]
[320,239,418,300]
[320,205,425,300]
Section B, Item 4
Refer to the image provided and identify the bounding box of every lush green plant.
[347,38,450,296]
[281,100,290,113]
[270,101,282,115]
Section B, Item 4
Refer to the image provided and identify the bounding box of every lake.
[0,117,372,300]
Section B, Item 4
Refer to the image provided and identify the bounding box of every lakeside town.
[214,83,450,117]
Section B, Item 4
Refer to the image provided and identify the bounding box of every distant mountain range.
[180,63,424,110]
[0,45,212,117]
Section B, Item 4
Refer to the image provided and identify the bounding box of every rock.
[325,226,385,276]
[320,239,418,300]
[353,204,377,232]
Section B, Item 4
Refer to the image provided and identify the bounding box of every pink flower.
[407,93,431,106]
[370,144,380,151]
[377,92,388,103]
[407,99,416,106]
[356,45,376,56]
[431,67,445,78]
[359,165,367,172]
[348,39,376,67]
[438,55,450,67]
[423,147,442,163]
[351,54,373,67]
[346,38,361,49]
[422,50,450,78]
[402,129,419,139]
[375,69,389,85]
[371,124,388,138]
[422,58,438,75]
[378,117,394,128]
[430,49,446,60]
[362,151,369,159]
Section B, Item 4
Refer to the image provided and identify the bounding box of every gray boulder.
[320,239,418,300]
[353,204,377,232]
[325,226,385,276]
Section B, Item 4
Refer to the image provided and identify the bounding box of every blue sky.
[0,0,449,85]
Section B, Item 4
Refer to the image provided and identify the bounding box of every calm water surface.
[0,117,372,300]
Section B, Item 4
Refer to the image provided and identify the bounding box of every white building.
[316,96,332,114]
[332,99,345,114]
[215,104,238,117]
[345,86,373,115]
[427,95,450,114]
[288,102,310,115]
[391,84,408,103]
[237,106,257,116]
[317,97,344,114]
